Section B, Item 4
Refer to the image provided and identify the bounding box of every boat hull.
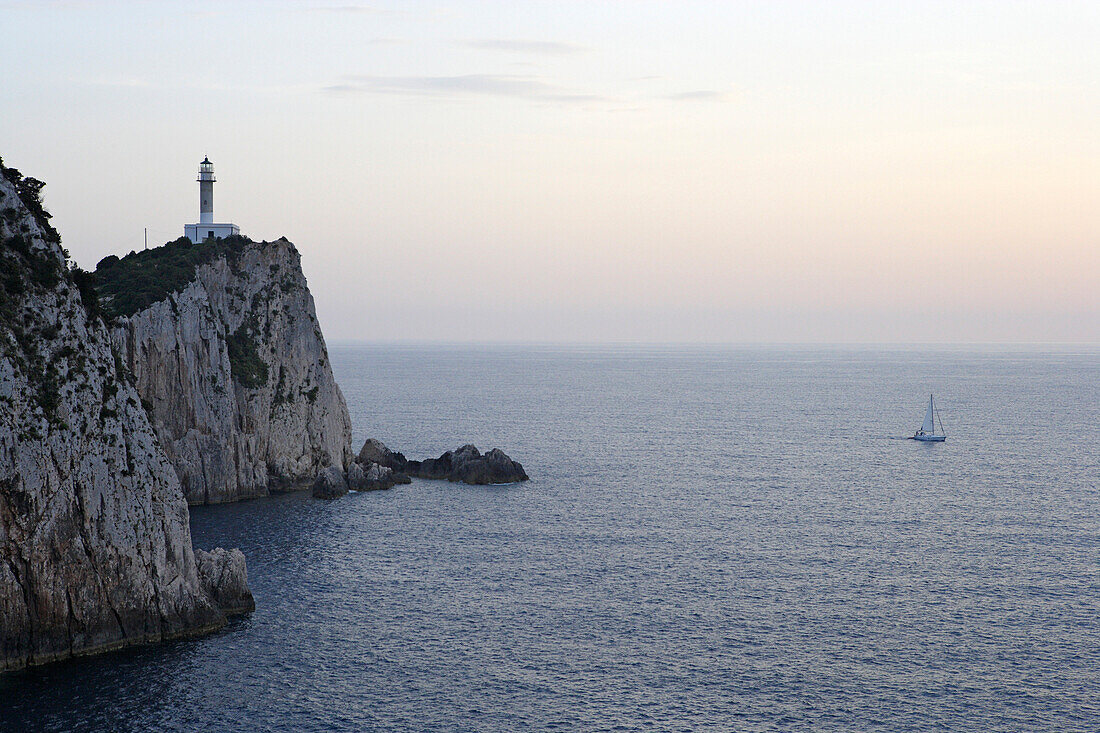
[911,434,946,442]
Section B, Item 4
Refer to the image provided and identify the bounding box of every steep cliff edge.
[0,159,251,673]
[96,236,352,504]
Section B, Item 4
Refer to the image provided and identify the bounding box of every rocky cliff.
[96,235,352,504]
[0,159,252,672]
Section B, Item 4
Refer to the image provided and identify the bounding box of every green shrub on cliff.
[70,265,100,318]
[0,157,61,243]
[0,157,96,423]
[94,234,253,319]
[227,323,268,388]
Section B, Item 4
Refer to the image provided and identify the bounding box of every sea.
[3,344,1099,732]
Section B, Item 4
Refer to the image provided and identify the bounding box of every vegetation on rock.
[227,321,269,388]
[93,234,254,319]
[0,157,101,422]
[0,157,61,243]
[1,156,255,673]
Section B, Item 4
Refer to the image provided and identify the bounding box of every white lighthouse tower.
[184,156,240,243]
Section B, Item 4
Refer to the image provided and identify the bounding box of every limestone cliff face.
[102,237,352,504]
[0,160,247,672]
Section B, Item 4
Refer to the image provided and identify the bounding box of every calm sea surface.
[3,345,1099,732]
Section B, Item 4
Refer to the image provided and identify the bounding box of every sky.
[1,0,1098,343]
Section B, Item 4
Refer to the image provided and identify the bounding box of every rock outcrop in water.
[359,439,528,485]
[312,465,349,499]
[195,548,255,615]
[312,457,408,499]
[357,438,408,472]
[347,460,405,491]
[0,158,251,672]
[409,444,529,484]
[96,235,354,504]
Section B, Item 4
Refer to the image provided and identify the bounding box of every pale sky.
[2,0,1098,342]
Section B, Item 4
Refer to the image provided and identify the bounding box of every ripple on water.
[2,345,1099,732]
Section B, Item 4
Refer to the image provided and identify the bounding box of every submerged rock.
[195,548,256,615]
[407,444,528,485]
[312,466,348,499]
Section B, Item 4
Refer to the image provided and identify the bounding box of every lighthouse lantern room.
[184,156,240,243]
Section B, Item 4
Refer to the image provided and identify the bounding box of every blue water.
[3,345,1099,732]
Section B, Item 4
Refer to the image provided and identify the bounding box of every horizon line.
[324,339,1100,349]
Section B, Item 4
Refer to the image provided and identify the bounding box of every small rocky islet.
[312,440,528,499]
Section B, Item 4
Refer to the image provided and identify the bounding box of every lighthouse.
[184,156,240,243]
[198,156,214,224]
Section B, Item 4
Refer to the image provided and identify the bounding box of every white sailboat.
[911,394,946,442]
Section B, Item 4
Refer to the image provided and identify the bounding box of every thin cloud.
[0,0,90,8]
[328,74,607,103]
[462,39,586,55]
[664,90,728,101]
[309,4,383,12]
[85,76,310,95]
[88,76,155,89]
